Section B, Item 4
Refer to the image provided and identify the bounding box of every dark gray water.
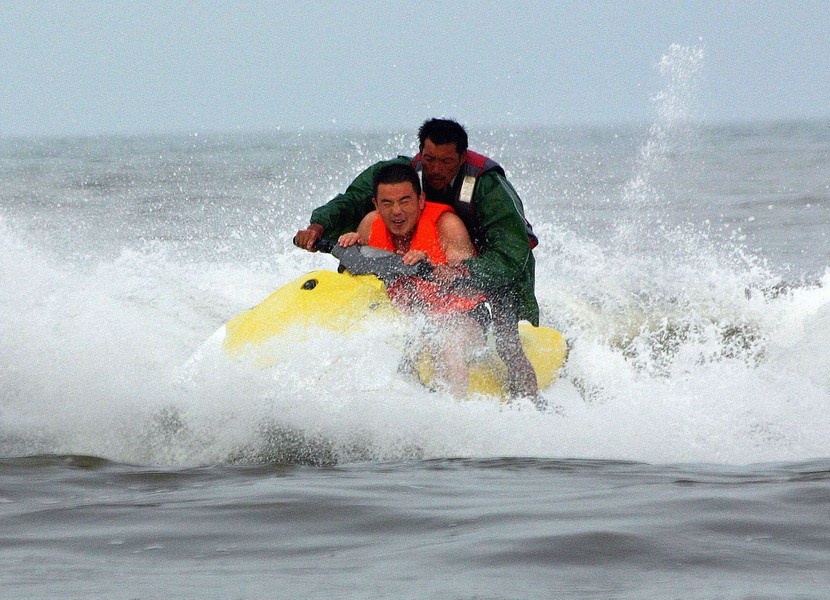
[3,455,829,599]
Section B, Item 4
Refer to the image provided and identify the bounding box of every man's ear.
[372,197,379,209]
[418,192,426,210]
[459,150,467,164]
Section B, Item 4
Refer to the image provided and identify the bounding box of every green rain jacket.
[309,156,539,326]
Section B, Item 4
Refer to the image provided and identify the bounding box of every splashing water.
[2,47,829,466]
[624,44,704,210]
[533,44,830,463]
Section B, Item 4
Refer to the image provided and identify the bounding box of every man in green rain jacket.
[294,118,541,401]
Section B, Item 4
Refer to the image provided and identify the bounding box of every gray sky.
[1,0,828,136]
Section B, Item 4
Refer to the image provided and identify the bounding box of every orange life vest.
[367,202,484,314]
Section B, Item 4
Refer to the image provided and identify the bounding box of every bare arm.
[436,212,476,265]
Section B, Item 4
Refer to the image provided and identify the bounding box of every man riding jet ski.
[295,119,541,401]
[334,162,488,399]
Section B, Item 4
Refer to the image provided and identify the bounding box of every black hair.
[372,163,422,198]
[418,118,468,154]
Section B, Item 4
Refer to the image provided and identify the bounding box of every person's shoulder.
[435,209,467,233]
[435,209,474,253]
[477,168,509,184]
[423,202,458,222]
[471,170,502,196]
[359,209,379,223]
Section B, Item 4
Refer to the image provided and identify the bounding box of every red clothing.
[368,202,484,314]
[368,202,451,262]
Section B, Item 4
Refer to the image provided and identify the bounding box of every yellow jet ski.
[216,241,567,399]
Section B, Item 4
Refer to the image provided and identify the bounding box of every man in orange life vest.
[295,119,540,403]
[337,163,486,398]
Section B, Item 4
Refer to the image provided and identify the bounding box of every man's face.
[373,181,425,237]
[421,139,465,191]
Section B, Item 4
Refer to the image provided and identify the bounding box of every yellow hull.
[222,269,567,398]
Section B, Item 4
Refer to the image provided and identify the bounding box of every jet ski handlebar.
[313,239,434,284]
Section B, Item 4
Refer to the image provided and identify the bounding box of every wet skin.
[421,139,465,192]
[373,181,424,238]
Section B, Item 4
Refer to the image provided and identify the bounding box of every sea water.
[2,62,830,599]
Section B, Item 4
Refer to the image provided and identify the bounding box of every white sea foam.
[2,213,829,466]
[2,46,829,466]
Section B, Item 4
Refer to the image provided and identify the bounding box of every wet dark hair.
[418,118,468,154]
[372,163,422,198]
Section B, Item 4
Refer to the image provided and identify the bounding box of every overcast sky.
[1,1,828,136]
